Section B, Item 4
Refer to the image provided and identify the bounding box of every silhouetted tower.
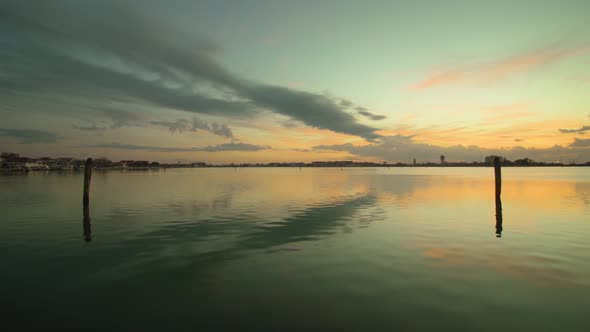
[413,158,416,166]
[440,155,445,164]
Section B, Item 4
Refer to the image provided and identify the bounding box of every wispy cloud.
[570,138,590,148]
[0,128,58,144]
[88,141,270,152]
[89,143,197,152]
[105,110,143,129]
[200,142,271,152]
[355,107,387,121]
[312,135,590,162]
[411,45,590,90]
[279,119,300,129]
[559,125,590,134]
[151,118,233,138]
[1,1,381,141]
[411,70,465,90]
[73,123,107,132]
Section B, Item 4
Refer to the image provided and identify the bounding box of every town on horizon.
[2,1,589,173]
[2,152,589,172]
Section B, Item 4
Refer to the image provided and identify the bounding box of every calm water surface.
[1,167,589,331]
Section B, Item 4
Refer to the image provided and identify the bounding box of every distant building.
[119,160,135,168]
[25,161,49,170]
[310,161,354,167]
[440,155,445,164]
[513,158,534,166]
[56,158,75,168]
[129,161,150,168]
[1,153,30,170]
[413,158,416,166]
[485,155,506,165]
[1,153,20,162]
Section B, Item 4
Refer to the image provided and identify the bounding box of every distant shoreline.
[2,164,589,173]
[2,152,589,172]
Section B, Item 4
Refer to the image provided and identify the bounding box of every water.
[1,167,589,331]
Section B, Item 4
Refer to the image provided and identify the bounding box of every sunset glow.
[1,0,589,163]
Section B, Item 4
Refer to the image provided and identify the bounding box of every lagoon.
[1,167,589,331]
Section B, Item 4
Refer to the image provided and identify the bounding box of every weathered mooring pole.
[83,158,93,206]
[83,158,93,242]
[494,157,501,197]
[494,157,503,237]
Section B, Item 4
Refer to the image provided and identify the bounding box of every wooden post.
[494,157,501,197]
[494,157,503,237]
[83,158,93,206]
[82,158,93,242]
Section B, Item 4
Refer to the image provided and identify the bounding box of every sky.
[1,0,590,164]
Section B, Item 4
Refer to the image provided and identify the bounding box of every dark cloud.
[339,99,354,108]
[291,148,310,152]
[200,142,271,152]
[150,119,192,133]
[73,123,107,132]
[88,143,195,152]
[104,110,142,129]
[312,135,590,163]
[240,85,381,141]
[208,123,233,139]
[559,126,590,134]
[570,138,590,148]
[313,143,355,152]
[151,118,233,138]
[1,1,380,140]
[73,110,141,131]
[2,45,254,117]
[0,128,58,144]
[356,108,387,121]
[88,141,270,152]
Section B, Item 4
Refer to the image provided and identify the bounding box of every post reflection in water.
[83,204,91,242]
[494,156,504,238]
[495,194,503,238]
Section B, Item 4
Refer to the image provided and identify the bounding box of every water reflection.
[79,193,378,282]
[83,204,91,242]
[3,168,590,330]
[239,194,377,249]
[495,195,503,238]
